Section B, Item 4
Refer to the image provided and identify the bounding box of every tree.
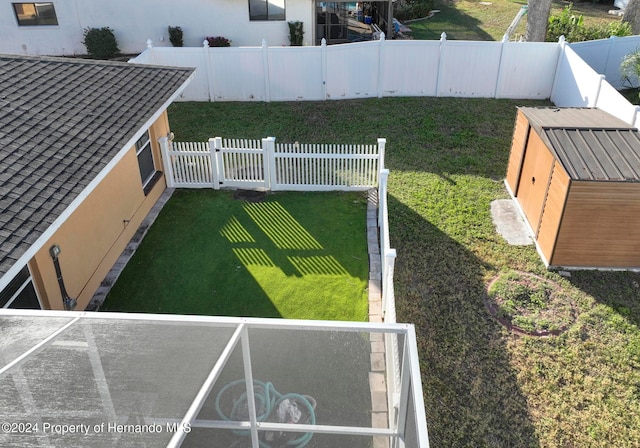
[623,0,640,35]
[526,0,553,42]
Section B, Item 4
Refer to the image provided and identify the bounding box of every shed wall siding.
[506,110,530,194]
[29,112,170,310]
[552,181,640,267]
[537,162,570,264]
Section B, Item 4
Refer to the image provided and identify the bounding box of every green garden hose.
[215,379,317,448]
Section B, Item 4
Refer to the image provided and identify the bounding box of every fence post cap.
[262,38,267,47]
[203,39,210,47]
[380,32,385,41]
[146,39,153,48]
[440,32,447,41]
[321,38,327,46]
[386,249,397,258]
[377,137,387,144]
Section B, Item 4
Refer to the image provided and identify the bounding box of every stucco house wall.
[0,0,314,56]
[28,114,170,310]
[0,54,193,311]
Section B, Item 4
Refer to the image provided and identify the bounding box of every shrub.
[205,36,231,47]
[621,48,640,87]
[394,0,433,22]
[288,21,304,46]
[168,26,183,47]
[82,27,120,59]
[620,48,640,102]
[547,5,631,42]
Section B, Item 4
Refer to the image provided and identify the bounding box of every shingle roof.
[0,54,193,279]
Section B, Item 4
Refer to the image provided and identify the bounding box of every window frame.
[0,265,42,310]
[249,0,286,21]
[12,2,59,27]
[135,130,162,196]
[135,131,155,186]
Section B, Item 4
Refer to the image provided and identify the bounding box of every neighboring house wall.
[28,113,170,310]
[0,0,313,56]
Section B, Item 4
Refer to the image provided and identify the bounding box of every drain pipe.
[49,245,77,311]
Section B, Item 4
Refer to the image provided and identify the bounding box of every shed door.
[505,111,530,194]
[516,131,554,235]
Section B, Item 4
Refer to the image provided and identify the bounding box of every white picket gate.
[159,136,385,191]
[211,137,268,190]
[161,141,212,188]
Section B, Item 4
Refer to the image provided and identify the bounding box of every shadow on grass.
[389,194,540,447]
[567,270,640,329]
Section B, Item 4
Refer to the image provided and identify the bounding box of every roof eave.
[0,69,195,292]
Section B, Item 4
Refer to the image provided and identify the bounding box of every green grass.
[102,190,369,321]
[408,0,621,41]
[165,98,640,447]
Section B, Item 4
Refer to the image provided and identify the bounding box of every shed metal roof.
[519,106,632,130]
[544,128,640,181]
[519,107,640,182]
[0,54,194,280]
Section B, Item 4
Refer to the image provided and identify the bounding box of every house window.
[12,3,58,26]
[249,0,285,21]
[135,130,159,194]
[0,266,41,309]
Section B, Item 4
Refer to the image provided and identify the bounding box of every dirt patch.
[233,190,267,202]
[485,271,578,336]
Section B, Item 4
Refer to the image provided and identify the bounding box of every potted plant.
[205,36,231,47]
[288,21,304,46]
[168,26,183,47]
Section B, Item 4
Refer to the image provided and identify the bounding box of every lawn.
[408,0,622,41]
[165,98,640,447]
[102,189,369,321]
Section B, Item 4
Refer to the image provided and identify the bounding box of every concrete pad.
[490,199,533,246]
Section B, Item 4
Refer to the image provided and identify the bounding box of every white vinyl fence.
[136,34,640,129]
[132,35,559,102]
[571,35,640,90]
[158,136,385,191]
[552,37,640,129]
[377,168,401,421]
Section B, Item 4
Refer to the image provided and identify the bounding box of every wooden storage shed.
[506,107,640,269]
